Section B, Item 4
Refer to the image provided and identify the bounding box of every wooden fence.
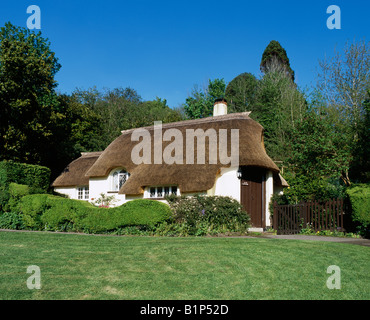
[272,199,345,235]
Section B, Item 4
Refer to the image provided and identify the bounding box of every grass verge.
[0,231,369,300]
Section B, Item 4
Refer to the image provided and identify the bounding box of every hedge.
[15,194,172,233]
[346,184,370,237]
[0,160,50,213]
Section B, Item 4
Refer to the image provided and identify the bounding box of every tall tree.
[0,22,61,164]
[251,65,307,162]
[260,40,295,81]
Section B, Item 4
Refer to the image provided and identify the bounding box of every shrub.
[0,160,50,213]
[346,184,370,238]
[81,199,172,233]
[8,183,30,212]
[0,212,24,230]
[17,194,50,229]
[16,195,171,233]
[166,195,250,234]
[41,196,93,232]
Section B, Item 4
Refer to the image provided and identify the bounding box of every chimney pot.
[213,98,227,116]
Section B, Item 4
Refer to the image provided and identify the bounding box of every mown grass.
[0,231,369,300]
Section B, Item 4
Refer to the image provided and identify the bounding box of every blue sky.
[1,0,369,108]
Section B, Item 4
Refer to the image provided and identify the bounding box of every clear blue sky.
[1,0,369,108]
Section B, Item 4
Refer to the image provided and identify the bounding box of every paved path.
[261,234,370,247]
[1,229,369,246]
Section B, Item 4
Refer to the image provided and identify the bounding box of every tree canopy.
[225,72,258,113]
[183,78,226,119]
[260,40,295,81]
[0,22,61,165]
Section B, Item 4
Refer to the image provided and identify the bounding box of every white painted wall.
[213,167,240,201]
[89,176,126,207]
[54,187,76,199]
[265,170,274,227]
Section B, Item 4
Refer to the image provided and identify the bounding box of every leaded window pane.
[171,186,177,195]
[84,187,89,199]
[150,187,156,198]
[157,187,163,198]
[113,172,118,191]
[164,187,170,196]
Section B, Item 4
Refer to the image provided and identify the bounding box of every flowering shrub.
[166,195,251,234]
[93,193,117,208]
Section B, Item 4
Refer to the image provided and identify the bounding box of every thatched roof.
[51,152,103,187]
[274,173,289,187]
[85,112,280,195]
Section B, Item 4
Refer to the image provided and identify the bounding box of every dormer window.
[112,169,130,191]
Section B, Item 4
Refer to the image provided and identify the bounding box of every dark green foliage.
[225,72,258,113]
[71,88,185,153]
[0,160,50,213]
[183,79,226,119]
[0,212,24,230]
[7,183,30,212]
[346,184,370,237]
[270,174,347,209]
[260,40,295,81]
[0,160,50,191]
[288,110,352,185]
[166,195,250,234]
[350,93,370,183]
[0,22,61,165]
[16,194,171,233]
[82,199,172,233]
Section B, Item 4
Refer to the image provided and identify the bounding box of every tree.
[183,78,226,119]
[289,110,352,186]
[0,22,61,164]
[72,87,185,150]
[317,40,370,137]
[316,40,370,183]
[260,40,295,81]
[350,91,370,182]
[225,72,258,113]
[251,62,307,162]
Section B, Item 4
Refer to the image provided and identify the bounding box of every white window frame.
[77,186,89,200]
[111,169,130,192]
[145,186,179,199]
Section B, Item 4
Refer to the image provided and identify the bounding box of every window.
[77,186,89,200]
[148,186,178,198]
[112,169,130,191]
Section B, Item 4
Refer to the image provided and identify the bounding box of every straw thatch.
[52,152,103,187]
[85,112,280,195]
[274,173,289,187]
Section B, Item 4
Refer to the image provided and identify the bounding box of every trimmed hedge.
[15,194,172,233]
[346,184,370,237]
[0,160,50,213]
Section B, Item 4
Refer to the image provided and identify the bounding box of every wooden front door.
[240,167,265,228]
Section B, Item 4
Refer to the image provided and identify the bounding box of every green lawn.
[0,231,369,300]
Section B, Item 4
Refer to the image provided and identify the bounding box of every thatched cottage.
[52,99,288,230]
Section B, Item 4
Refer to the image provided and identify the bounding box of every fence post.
[273,201,278,232]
